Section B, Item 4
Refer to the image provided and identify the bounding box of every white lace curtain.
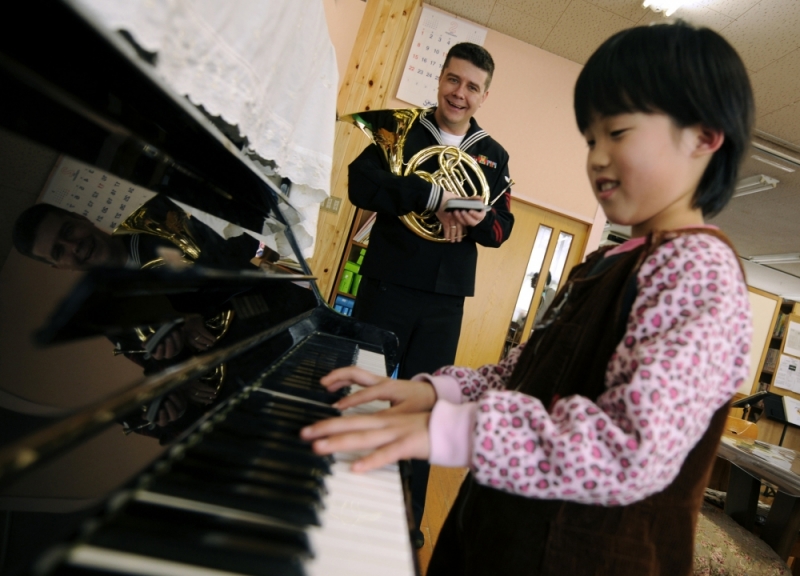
[75,0,338,258]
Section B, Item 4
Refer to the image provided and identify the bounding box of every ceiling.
[427,0,800,298]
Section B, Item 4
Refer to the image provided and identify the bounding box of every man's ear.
[480,89,490,107]
[693,126,724,157]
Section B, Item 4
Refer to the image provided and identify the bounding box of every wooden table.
[717,435,800,560]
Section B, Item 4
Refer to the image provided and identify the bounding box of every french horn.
[112,198,232,392]
[339,108,490,242]
[113,202,201,269]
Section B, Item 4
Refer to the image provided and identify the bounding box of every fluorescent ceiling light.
[752,154,795,173]
[732,174,779,198]
[642,1,683,16]
[749,253,800,265]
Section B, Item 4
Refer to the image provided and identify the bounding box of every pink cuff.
[428,400,477,467]
[413,373,462,404]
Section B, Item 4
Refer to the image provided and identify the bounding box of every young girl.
[302,22,754,575]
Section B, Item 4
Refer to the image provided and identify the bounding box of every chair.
[723,416,759,440]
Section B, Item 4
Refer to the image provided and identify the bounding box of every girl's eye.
[586,139,595,149]
[610,129,627,138]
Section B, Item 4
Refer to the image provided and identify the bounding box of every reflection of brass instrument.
[339,108,490,242]
[113,202,201,269]
[111,200,233,392]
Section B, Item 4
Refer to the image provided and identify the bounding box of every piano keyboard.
[51,336,414,576]
[306,347,414,576]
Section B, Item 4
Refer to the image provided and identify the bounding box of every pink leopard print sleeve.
[448,234,751,505]
[433,343,526,401]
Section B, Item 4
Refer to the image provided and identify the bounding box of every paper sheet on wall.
[40,156,156,234]
[396,5,487,108]
[784,320,800,358]
[774,354,800,394]
[784,395,800,427]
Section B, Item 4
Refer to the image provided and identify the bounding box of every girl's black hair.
[574,22,754,217]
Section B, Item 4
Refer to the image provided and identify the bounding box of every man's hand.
[321,366,437,414]
[183,380,219,405]
[301,411,431,473]
[435,191,488,242]
[155,392,188,427]
[184,315,216,351]
[149,328,185,360]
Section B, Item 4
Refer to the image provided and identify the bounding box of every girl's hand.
[321,366,437,414]
[301,412,431,473]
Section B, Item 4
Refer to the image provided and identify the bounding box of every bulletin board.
[396,4,487,108]
[39,156,157,234]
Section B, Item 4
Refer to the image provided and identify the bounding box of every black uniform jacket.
[348,108,514,297]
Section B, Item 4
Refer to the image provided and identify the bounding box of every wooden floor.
[416,465,469,575]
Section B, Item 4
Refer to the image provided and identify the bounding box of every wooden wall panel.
[309,0,421,300]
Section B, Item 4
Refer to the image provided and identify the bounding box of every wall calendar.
[396,4,487,108]
[40,156,157,234]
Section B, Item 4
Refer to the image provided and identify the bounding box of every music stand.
[760,392,800,446]
[731,390,769,422]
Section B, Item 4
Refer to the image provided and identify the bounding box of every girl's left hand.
[301,412,431,473]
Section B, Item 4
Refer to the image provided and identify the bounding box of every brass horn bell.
[339,108,490,242]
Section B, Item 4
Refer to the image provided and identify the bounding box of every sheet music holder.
[731,390,769,408]
[762,392,800,446]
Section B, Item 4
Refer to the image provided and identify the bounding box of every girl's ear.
[693,126,725,157]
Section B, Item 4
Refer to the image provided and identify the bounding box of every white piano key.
[67,545,245,576]
[65,348,414,576]
[306,350,414,576]
[355,348,387,377]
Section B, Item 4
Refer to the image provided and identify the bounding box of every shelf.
[336,291,356,300]
[351,241,368,249]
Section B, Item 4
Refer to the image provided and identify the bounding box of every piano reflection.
[0,2,416,575]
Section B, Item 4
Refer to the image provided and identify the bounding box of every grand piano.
[0,2,415,574]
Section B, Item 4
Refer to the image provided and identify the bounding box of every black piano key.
[257,380,344,405]
[187,436,330,481]
[171,457,324,501]
[70,500,310,576]
[199,430,332,471]
[217,412,322,447]
[239,391,341,419]
[148,472,320,526]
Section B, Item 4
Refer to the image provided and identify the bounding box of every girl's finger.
[301,414,386,440]
[333,384,392,410]
[320,366,385,391]
[311,427,400,456]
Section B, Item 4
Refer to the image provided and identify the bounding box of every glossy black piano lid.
[0,3,399,574]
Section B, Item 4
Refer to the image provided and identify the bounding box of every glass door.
[455,199,589,368]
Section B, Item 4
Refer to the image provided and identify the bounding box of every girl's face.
[583,112,708,237]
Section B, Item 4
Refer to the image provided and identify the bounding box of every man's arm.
[348,144,443,216]
[463,155,514,247]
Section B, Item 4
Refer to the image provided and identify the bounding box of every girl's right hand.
[321,366,437,414]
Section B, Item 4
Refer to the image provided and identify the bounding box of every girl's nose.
[588,145,609,171]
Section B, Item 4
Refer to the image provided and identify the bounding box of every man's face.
[434,57,490,135]
[31,211,124,270]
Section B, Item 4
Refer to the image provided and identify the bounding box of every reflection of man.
[347,42,514,546]
[11,197,259,430]
[17,203,129,270]
[13,197,265,271]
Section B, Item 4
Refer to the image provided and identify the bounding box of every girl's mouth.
[596,180,619,201]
